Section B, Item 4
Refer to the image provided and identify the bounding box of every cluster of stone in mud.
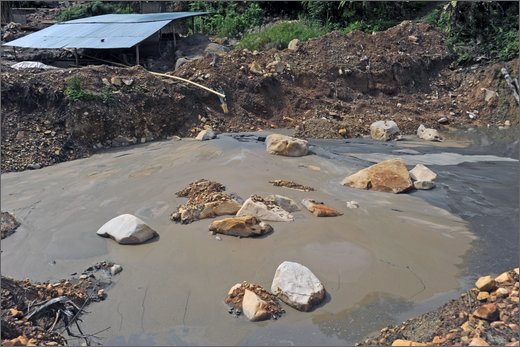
[359,268,519,346]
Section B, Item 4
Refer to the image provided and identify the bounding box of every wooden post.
[74,48,78,66]
[135,44,140,66]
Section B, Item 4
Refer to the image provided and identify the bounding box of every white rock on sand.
[96,214,158,244]
[271,261,326,311]
[265,194,300,213]
[196,127,217,141]
[242,289,271,321]
[417,124,443,141]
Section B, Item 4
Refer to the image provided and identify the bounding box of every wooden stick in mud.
[148,71,225,98]
[501,67,520,105]
[63,50,229,112]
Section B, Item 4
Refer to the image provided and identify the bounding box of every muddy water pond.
[1,131,517,345]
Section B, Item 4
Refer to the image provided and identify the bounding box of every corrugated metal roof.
[3,12,208,49]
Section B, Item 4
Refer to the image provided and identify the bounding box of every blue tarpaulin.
[3,12,208,49]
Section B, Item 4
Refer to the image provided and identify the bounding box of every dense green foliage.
[56,0,133,22]
[189,1,264,38]
[423,1,519,63]
[64,78,113,104]
[238,21,326,51]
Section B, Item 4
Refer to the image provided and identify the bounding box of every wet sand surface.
[1,132,517,345]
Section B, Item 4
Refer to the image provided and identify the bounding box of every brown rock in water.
[341,158,413,193]
[209,216,273,237]
[475,275,497,292]
[301,199,342,217]
[473,303,499,321]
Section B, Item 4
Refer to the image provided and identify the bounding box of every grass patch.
[65,78,113,104]
[237,20,327,51]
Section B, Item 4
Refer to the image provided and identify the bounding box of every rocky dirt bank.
[1,262,121,346]
[358,269,519,346]
[1,21,518,173]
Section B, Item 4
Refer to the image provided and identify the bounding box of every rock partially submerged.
[171,179,241,224]
[266,134,309,157]
[225,282,284,321]
[341,158,413,193]
[271,261,326,312]
[1,211,20,239]
[413,181,436,190]
[236,195,294,222]
[301,199,343,217]
[209,216,273,237]
[370,120,401,141]
[409,164,437,182]
[417,124,443,141]
[96,214,158,244]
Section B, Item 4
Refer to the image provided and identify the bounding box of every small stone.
[438,117,449,124]
[122,79,134,86]
[508,324,518,332]
[287,38,300,52]
[9,308,22,317]
[473,303,499,321]
[102,78,111,86]
[44,130,52,135]
[495,287,509,297]
[477,291,490,301]
[346,201,359,209]
[490,321,504,328]
[514,268,519,275]
[495,272,512,284]
[475,275,497,292]
[110,76,122,86]
[511,297,519,303]
[506,342,519,347]
[432,336,445,344]
[110,264,123,276]
[409,164,437,182]
[79,274,88,280]
[338,128,347,136]
[469,337,489,346]
[461,321,472,332]
[97,289,106,298]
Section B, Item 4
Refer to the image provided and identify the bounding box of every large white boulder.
[266,134,308,157]
[96,214,158,244]
[236,197,294,222]
[370,120,401,141]
[271,261,326,311]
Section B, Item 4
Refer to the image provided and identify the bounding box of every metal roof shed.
[3,12,208,51]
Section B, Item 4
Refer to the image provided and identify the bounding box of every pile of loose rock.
[359,268,519,346]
